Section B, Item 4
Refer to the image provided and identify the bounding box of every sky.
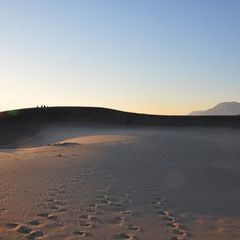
[0,0,240,115]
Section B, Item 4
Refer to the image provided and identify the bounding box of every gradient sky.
[0,0,240,114]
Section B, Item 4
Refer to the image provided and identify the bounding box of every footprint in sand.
[163,214,189,239]
[37,211,50,218]
[98,198,112,206]
[79,220,94,229]
[166,220,179,228]
[4,222,44,240]
[82,203,103,228]
[0,194,7,200]
[48,192,58,197]
[4,222,19,229]
[54,200,67,206]
[37,211,59,223]
[98,193,108,200]
[46,198,67,213]
[115,232,135,240]
[96,194,127,215]
[158,210,171,217]
[0,208,7,214]
[172,228,189,238]
[119,193,130,199]
[17,225,32,234]
[44,221,63,229]
[27,220,41,226]
[96,192,110,200]
[109,201,124,209]
[73,230,91,238]
[27,230,44,239]
[149,197,190,239]
[57,207,68,212]
[125,224,141,232]
[4,221,43,240]
[163,215,176,223]
[150,199,164,209]
[46,187,68,213]
[58,189,67,195]
[47,204,60,210]
[22,186,68,239]
[47,214,59,221]
[88,203,98,208]
[120,210,134,217]
[110,216,125,225]
[170,236,182,240]
[160,212,189,238]
[79,214,93,221]
[84,207,97,214]
[48,185,67,199]
[46,198,55,203]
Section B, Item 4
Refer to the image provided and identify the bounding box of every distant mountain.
[190,102,240,115]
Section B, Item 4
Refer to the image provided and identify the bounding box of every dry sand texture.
[0,127,240,239]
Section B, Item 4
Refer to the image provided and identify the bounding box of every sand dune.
[0,125,240,239]
[1,107,240,148]
[9,125,136,149]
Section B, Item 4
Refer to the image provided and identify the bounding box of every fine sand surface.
[0,127,240,240]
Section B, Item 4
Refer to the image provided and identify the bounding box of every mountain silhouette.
[190,102,240,115]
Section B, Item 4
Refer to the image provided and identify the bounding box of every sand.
[0,127,240,239]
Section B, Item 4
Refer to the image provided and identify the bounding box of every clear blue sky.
[0,0,239,114]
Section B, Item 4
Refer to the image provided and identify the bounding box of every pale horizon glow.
[0,1,240,115]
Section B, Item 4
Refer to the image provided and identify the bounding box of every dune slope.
[0,127,240,239]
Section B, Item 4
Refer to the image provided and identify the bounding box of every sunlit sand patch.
[189,215,240,240]
[50,135,135,147]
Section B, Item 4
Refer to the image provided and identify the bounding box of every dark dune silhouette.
[0,106,240,148]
